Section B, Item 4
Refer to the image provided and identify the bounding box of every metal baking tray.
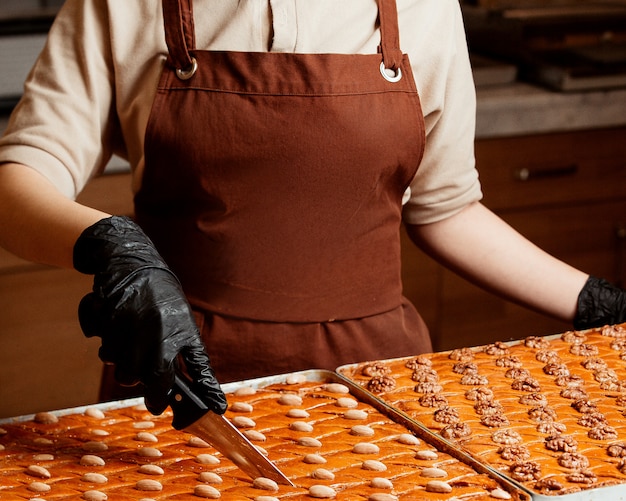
[0,396,145,425]
[336,328,626,501]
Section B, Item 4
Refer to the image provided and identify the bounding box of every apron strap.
[162,0,403,76]
[162,0,196,76]
[377,0,403,72]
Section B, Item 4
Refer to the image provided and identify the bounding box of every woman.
[0,0,624,416]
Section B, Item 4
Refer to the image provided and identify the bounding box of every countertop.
[475,83,626,139]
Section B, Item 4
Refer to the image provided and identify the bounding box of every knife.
[168,374,294,486]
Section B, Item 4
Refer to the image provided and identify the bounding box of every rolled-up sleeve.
[0,0,119,199]
[401,0,482,226]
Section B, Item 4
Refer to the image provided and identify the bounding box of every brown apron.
[101,0,431,400]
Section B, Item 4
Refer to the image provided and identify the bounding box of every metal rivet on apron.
[176,57,198,80]
[379,62,402,83]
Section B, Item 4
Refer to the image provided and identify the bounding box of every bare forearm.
[0,162,109,268]
[406,202,588,322]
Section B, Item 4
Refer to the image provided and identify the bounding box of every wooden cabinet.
[0,173,134,418]
[401,126,626,352]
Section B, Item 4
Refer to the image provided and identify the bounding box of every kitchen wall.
[0,1,62,108]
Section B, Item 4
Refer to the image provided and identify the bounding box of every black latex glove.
[73,216,227,416]
[574,275,626,330]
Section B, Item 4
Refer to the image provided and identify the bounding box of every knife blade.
[168,374,294,486]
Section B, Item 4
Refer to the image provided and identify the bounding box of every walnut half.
[361,362,391,378]
[544,434,578,453]
[440,423,471,440]
[366,375,396,393]
[509,461,541,482]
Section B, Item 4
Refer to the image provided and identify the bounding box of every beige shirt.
[0,0,481,225]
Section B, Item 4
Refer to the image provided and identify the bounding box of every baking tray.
[221,369,528,500]
[337,326,626,501]
[0,369,528,500]
[0,396,146,425]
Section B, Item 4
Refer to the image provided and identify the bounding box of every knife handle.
[169,374,209,430]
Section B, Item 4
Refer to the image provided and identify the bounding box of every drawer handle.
[515,164,578,182]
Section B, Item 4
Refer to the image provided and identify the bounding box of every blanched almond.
[289,421,314,432]
[278,394,303,406]
[415,450,438,460]
[324,383,349,394]
[196,454,220,465]
[344,409,368,420]
[490,488,512,499]
[34,412,58,424]
[139,464,164,475]
[34,438,54,445]
[309,485,336,498]
[350,425,374,437]
[425,480,452,493]
[421,467,448,478]
[81,473,108,484]
[83,441,108,452]
[287,409,310,418]
[303,453,327,464]
[133,421,155,429]
[85,408,106,419]
[26,465,51,479]
[137,447,162,458]
[198,471,222,484]
[27,481,51,493]
[234,386,256,396]
[311,468,335,480]
[336,397,358,408]
[135,479,163,491]
[397,434,419,445]
[298,437,322,447]
[370,477,393,489]
[368,494,398,501]
[83,489,107,501]
[80,455,105,467]
[286,374,307,385]
[135,432,158,442]
[231,416,256,428]
[252,477,279,491]
[194,484,221,498]
[352,443,379,454]
[244,430,267,442]
[362,460,387,471]
[230,402,253,413]
[188,436,211,448]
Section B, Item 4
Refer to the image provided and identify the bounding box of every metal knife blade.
[169,374,294,486]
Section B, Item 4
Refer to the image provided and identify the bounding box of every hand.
[73,216,227,415]
[574,275,626,330]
